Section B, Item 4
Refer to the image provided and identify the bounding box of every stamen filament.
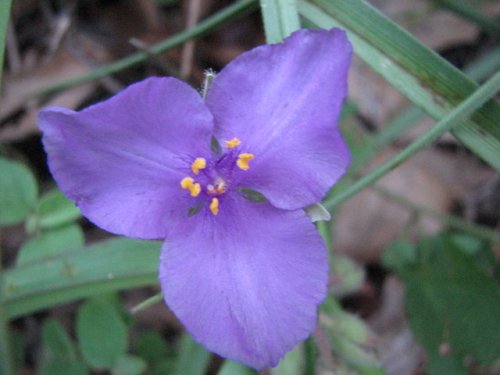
[237,153,255,171]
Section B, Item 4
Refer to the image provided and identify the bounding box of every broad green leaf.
[402,235,500,369]
[17,225,84,266]
[27,188,81,231]
[320,297,385,374]
[174,333,211,375]
[272,344,304,375]
[39,319,89,375]
[0,157,37,226]
[39,359,89,375]
[381,240,417,272]
[112,354,147,375]
[1,238,160,319]
[42,319,78,360]
[330,255,365,297]
[77,298,128,369]
[135,330,174,372]
[219,360,255,375]
[299,0,500,170]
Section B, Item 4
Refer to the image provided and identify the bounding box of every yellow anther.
[180,177,201,197]
[191,157,206,175]
[225,137,241,149]
[236,153,255,171]
[209,197,219,215]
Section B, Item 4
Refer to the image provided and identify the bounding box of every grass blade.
[1,238,160,319]
[0,0,13,91]
[260,0,301,42]
[300,0,500,170]
[324,70,500,210]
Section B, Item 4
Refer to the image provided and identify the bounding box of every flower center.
[179,137,254,216]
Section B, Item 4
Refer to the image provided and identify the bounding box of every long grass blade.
[324,70,500,210]
[300,0,500,170]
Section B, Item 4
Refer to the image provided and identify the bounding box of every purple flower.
[39,28,352,369]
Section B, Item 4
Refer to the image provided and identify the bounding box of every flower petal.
[39,77,213,239]
[206,29,352,209]
[159,196,328,369]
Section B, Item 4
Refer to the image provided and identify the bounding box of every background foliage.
[0,0,499,374]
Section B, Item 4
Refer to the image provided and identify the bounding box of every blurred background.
[1,0,499,374]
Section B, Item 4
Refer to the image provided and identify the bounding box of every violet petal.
[159,195,328,369]
[39,77,213,239]
[206,29,352,210]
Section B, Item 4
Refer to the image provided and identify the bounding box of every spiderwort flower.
[38,28,352,369]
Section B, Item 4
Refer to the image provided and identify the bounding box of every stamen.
[209,197,219,215]
[180,177,201,197]
[191,157,206,175]
[225,137,241,149]
[237,153,255,171]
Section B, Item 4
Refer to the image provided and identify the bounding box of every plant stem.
[0,0,13,91]
[130,292,163,314]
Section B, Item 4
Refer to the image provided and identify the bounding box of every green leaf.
[299,0,500,170]
[320,297,385,374]
[1,238,160,319]
[382,240,417,272]
[29,188,81,231]
[42,319,78,360]
[272,344,305,375]
[112,354,147,375]
[330,255,365,297]
[135,330,172,368]
[39,319,89,375]
[219,360,256,375]
[0,0,12,90]
[403,235,500,370]
[174,333,211,375]
[77,298,128,369]
[0,157,37,226]
[17,225,84,266]
[260,0,300,42]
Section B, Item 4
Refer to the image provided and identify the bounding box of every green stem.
[324,70,500,210]
[29,0,258,99]
[353,45,500,174]
[130,292,163,314]
[374,186,500,244]
[0,0,13,91]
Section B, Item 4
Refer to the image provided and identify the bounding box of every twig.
[180,0,203,78]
